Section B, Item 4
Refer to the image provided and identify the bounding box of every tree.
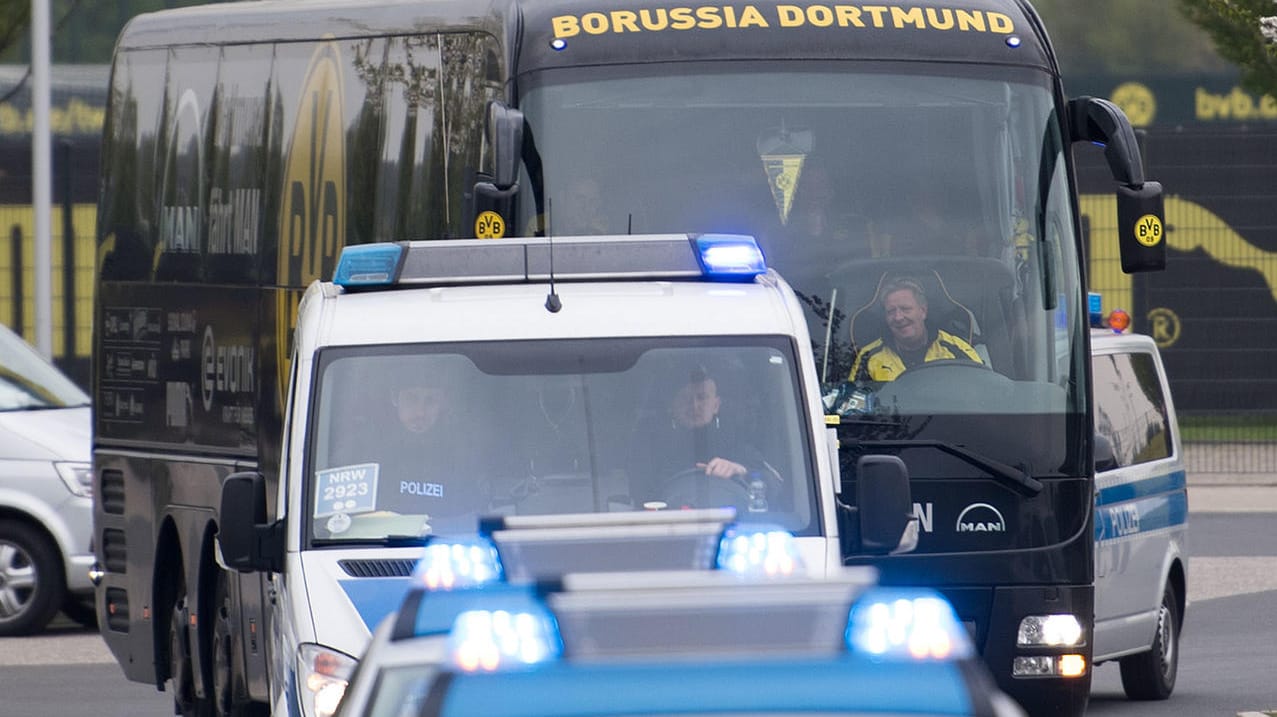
[0,0,31,60]
[1179,0,1277,96]
[1033,0,1233,76]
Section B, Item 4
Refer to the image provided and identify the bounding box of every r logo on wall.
[1146,307,1180,348]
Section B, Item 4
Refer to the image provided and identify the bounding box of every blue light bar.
[715,524,804,577]
[693,234,767,281]
[1087,291,1104,328]
[448,606,563,672]
[846,588,973,661]
[413,536,504,591]
[333,243,403,287]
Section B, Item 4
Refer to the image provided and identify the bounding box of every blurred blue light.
[694,234,766,281]
[413,536,504,590]
[716,524,803,577]
[333,243,402,287]
[448,607,563,672]
[846,588,973,661]
[1005,35,1022,48]
[550,39,567,51]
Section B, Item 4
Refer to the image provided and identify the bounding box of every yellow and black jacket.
[849,330,982,382]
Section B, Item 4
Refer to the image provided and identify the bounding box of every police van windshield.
[307,337,818,544]
[516,61,1087,479]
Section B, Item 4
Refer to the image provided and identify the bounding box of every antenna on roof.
[545,197,562,313]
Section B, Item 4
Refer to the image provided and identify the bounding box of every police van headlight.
[1016,614,1084,647]
[297,644,357,717]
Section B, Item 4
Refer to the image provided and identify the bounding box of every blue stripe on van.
[1095,469,1186,507]
[339,577,414,631]
[1094,470,1188,543]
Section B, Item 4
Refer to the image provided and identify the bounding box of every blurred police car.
[0,322,95,635]
[331,527,1025,717]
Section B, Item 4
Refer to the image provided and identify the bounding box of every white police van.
[216,234,918,717]
[1089,300,1188,701]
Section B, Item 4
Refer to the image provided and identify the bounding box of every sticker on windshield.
[314,463,379,517]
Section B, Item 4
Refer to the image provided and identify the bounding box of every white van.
[0,322,95,635]
[1090,327,1188,700]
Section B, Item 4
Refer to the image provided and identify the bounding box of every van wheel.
[1119,584,1180,700]
[0,523,65,636]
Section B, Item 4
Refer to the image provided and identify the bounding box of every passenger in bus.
[849,276,983,382]
[627,366,775,508]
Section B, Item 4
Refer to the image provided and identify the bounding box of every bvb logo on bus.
[276,41,346,409]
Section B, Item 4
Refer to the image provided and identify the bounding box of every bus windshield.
[306,337,819,544]
[516,61,1087,480]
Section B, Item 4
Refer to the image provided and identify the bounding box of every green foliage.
[1178,0,1277,96]
[1033,0,1233,75]
[1,0,230,65]
[0,0,31,59]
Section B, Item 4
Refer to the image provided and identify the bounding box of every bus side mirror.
[218,472,283,574]
[1094,432,1118,473]
[471,102,525,237]
[1067,96,1165,273]
[856,455,918,555]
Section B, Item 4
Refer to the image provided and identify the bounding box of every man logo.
[955,502,1006,533]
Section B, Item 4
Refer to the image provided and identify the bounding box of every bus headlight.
[1012,654,1088,678]
[1016,614,1084,647]
[297,644,356,717]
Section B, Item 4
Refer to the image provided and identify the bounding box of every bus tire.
[0,522,65,636]
[211,570,268,717]
[168,579,214,717]
[1119,583,1179,700]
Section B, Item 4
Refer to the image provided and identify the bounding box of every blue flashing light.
[715,524,804,577]
[333,243,402,287]
[693,234,767,281]
[846,588,973,661]
[1087,291,1104,328]
[550,38,567,51]
[413,536,504,591]
[1005,35,1022,48]
[448,607,563,672]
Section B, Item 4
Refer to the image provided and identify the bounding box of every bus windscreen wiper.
[849,439,1043,497]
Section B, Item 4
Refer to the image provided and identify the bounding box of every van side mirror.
[218,472,283,574]
[856,455,918,555]
[1067,96,1165,273]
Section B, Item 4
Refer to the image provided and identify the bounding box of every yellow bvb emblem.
[1134,214,1163,247]
[475,211,506,239]
[1111,82,1156,128]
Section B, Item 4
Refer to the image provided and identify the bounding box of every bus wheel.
[0,523,65,636]
[169,585,213,717]
[1119,583,1180,700]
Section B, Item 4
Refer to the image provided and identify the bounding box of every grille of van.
[338,559,416,578]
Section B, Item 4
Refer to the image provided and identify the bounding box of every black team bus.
[92,1,1164,716]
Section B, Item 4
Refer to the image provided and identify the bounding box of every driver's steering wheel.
[898,357,991,377]
[657,467,754,511]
